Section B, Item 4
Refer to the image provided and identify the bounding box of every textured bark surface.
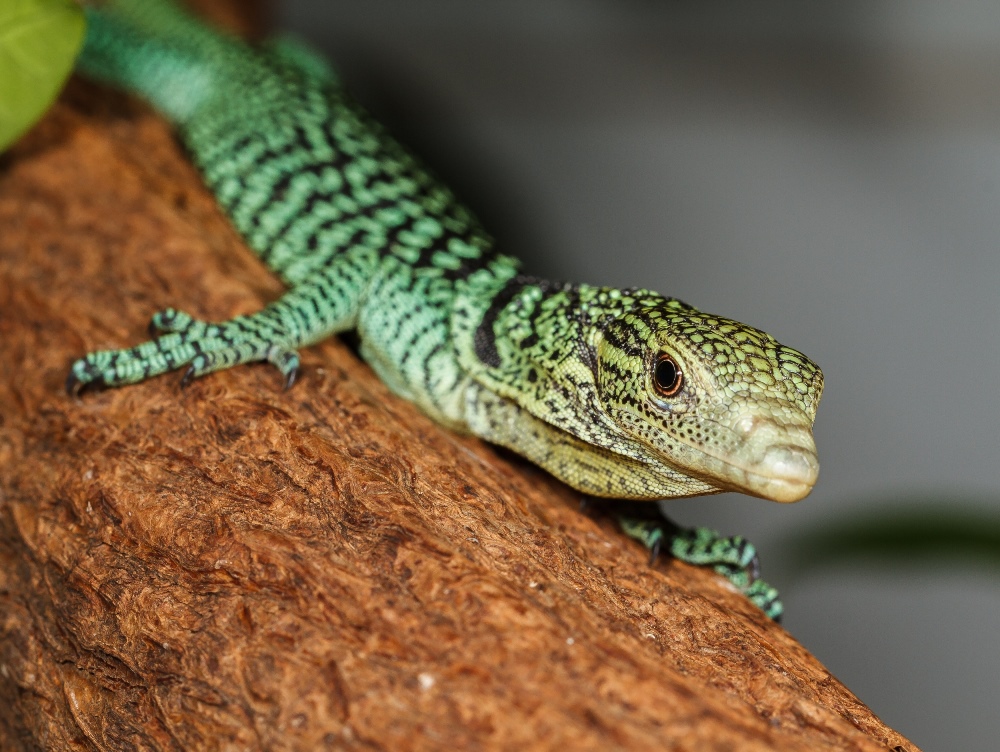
[0,3,917,751]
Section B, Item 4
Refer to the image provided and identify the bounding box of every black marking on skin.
[473,276,533,368]
[440,251,494,283]
[601,318,644,358]
[267,186,357,253]
[576,328,599,379]
[266,170,296,206]
[517,292,544,338]
[418,341,445,381]
[230,132,309,178]
[398,317,437,366]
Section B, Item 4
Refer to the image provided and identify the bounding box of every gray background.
[279,1,1000,749]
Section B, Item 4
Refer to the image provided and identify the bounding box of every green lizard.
[67,0,823,620]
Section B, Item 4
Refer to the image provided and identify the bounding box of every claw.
[66,363,104,396]
[283,365,299,391]
[180,364,197,388]
[65,370,83,397]
[648,537,661,566]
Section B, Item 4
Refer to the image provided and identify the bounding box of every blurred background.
[279,1,1000,748]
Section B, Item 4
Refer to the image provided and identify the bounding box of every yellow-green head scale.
[596,300,823,503]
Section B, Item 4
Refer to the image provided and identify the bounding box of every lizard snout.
[748,442,819,502]
[725,415,819,503]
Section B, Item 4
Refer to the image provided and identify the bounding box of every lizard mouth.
[688,414,819,503]
[725,441,819,503]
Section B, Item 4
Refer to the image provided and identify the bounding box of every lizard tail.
[77,0,239,124]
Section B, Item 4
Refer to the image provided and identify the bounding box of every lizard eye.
[653,354,683,397]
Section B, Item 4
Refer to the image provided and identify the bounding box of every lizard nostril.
[734,415,758,437]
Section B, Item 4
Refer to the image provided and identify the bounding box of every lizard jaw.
[733,442,819,502]
[720,416,819,502]
[666,413,818,503]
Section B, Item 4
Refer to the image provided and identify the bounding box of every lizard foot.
[614,501,783,621]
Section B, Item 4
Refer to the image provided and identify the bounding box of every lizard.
[66,0,823,620]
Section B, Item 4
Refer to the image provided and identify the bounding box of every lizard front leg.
[67,255,369,393]
[614,502,782,621]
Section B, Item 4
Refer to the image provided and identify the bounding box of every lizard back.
[79,0,517,422]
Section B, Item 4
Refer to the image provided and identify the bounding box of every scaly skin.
[67,0,824,620]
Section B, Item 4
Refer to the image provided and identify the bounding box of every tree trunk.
[0,2,916,750]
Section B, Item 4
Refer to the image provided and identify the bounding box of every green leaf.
[0,0,86,152]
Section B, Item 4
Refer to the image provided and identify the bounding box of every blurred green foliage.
[778,496,1000,575]
[0,0,85,152]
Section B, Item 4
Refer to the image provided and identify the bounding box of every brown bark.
[0,3,916,750]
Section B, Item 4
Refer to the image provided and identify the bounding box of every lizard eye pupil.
[654,355,683,397]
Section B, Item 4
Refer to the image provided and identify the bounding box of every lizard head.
[595,300,823,502]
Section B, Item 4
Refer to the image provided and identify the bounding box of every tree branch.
[0,2,915,749]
